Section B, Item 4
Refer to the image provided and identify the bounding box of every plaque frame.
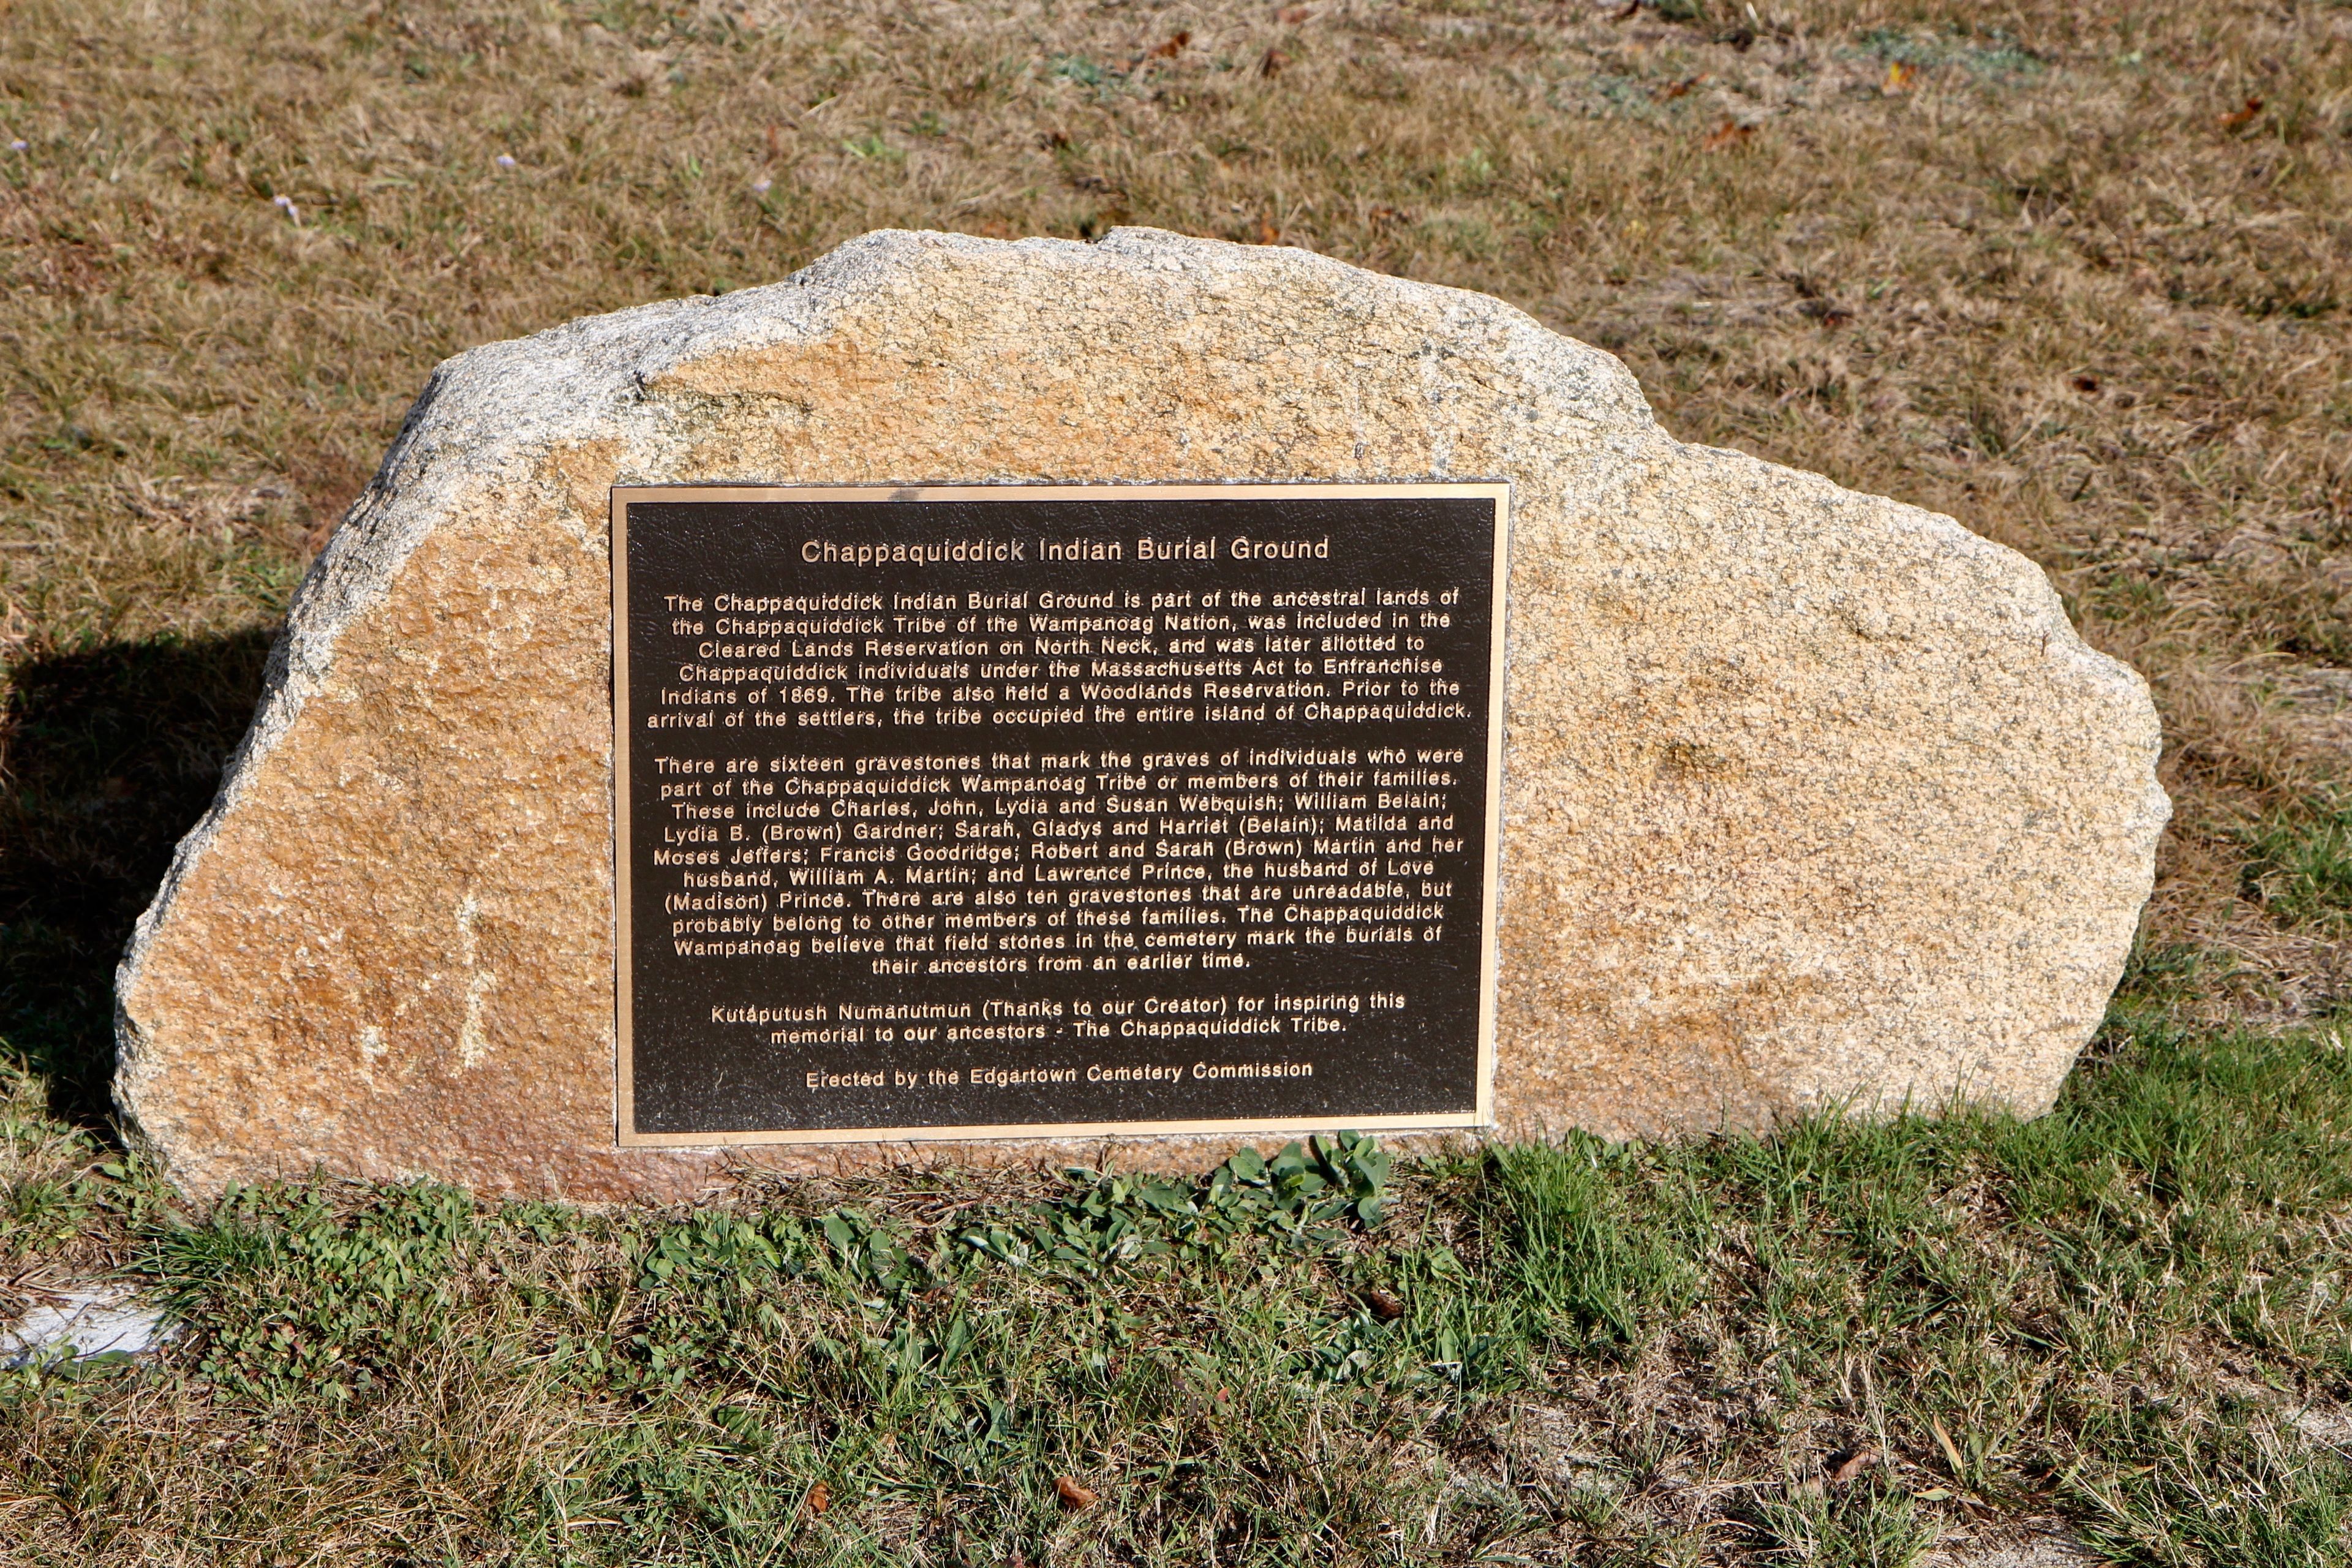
[611,482,1509,1147]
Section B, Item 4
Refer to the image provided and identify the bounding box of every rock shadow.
[0,630,275,1131]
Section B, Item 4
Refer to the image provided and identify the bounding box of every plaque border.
[610,483,1510,1148]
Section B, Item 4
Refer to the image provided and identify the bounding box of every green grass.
[2241,799,2352,941]
[0,1001,2342,1562]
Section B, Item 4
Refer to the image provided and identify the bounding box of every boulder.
[115,228,2168,1200]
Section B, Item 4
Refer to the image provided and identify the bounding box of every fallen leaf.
[1276,4,1311,20]
[1055,1475,1099,1510]
[2071,372,2101,394]
[2219,96,2263,130]
[1039,130,1071,149]
[764,123,783,157]
[1826,1446,1875,1485]
[1365,1286,1405,1320]
[1150,29,1189,57]
[1701,120,1754,151]
[1653,74,1706,100]
[1253,219,1280,244]
[1259,47,1292,77]
[804,1480,831,1516]
[1883,59,1916,92]
[1611,0,1640,18]
[1368,204,1409,224]
[1930,1415,1967,1476]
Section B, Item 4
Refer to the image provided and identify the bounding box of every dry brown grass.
[4,0,2348,1047]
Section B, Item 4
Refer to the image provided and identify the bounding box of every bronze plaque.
[611,484,1507,1145]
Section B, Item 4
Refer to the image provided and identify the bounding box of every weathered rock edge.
[115,227,2168,1201]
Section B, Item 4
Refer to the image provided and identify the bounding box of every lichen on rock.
[113,228,2167,1200]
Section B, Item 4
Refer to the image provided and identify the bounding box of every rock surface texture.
[116,228,2168,1200]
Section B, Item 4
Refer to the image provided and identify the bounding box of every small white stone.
[2,1284,175,1368]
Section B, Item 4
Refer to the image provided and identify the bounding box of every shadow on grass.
[0,630,275,1130]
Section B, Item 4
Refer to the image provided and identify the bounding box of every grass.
[2241,797,2352,944]
[0,1008,2345,1562]
[0,0,2349,1559]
